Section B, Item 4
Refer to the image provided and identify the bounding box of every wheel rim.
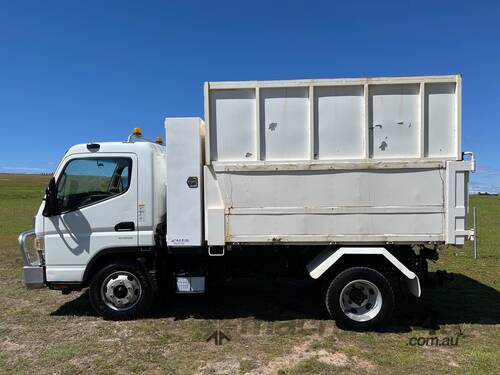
[101,271,142,311]
[339,279,382,322]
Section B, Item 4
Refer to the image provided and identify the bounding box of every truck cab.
[20,136,165,309]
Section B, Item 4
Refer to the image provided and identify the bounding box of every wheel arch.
[82,247,142,287]
[307,247,421,297]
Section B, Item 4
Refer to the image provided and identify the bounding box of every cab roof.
[66,141,165,156]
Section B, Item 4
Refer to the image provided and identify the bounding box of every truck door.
[44,154,138,282]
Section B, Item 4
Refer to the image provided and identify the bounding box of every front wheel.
[89,260,153,320]
[325,267,394,331]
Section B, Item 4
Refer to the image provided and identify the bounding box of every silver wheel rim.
[101,271,142,311]
[339,279,382,322]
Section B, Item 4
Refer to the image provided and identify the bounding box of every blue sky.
[1,0,499,192]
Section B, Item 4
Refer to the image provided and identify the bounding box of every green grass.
[0,173,498,374]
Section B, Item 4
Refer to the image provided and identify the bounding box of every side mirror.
[42,177,59,217]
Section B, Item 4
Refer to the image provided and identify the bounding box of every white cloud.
[470,164,500,193]
[475,165,500,177]
[0,166,51,172]
[470,181,500,194]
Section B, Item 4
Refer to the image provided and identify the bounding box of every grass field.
[0,173,498,374]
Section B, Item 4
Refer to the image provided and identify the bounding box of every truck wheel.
[89,260,153,320]
[325,267,394,331]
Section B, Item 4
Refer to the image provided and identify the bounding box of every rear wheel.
[325,267,394,331]
[89,260,153,320]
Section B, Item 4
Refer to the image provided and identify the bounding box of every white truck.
[19,75,475,330]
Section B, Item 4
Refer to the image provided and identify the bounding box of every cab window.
[57,157,132,212]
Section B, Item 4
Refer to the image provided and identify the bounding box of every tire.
[325,267,394,331]
[89,260,153,320]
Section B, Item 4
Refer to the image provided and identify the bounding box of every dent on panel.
[260,87,310,161]
[209,89,257,162]
[369,84,420,159]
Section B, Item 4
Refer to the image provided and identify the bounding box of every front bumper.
[18,229,45,289]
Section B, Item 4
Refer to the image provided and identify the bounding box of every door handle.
[114,222,135,231]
